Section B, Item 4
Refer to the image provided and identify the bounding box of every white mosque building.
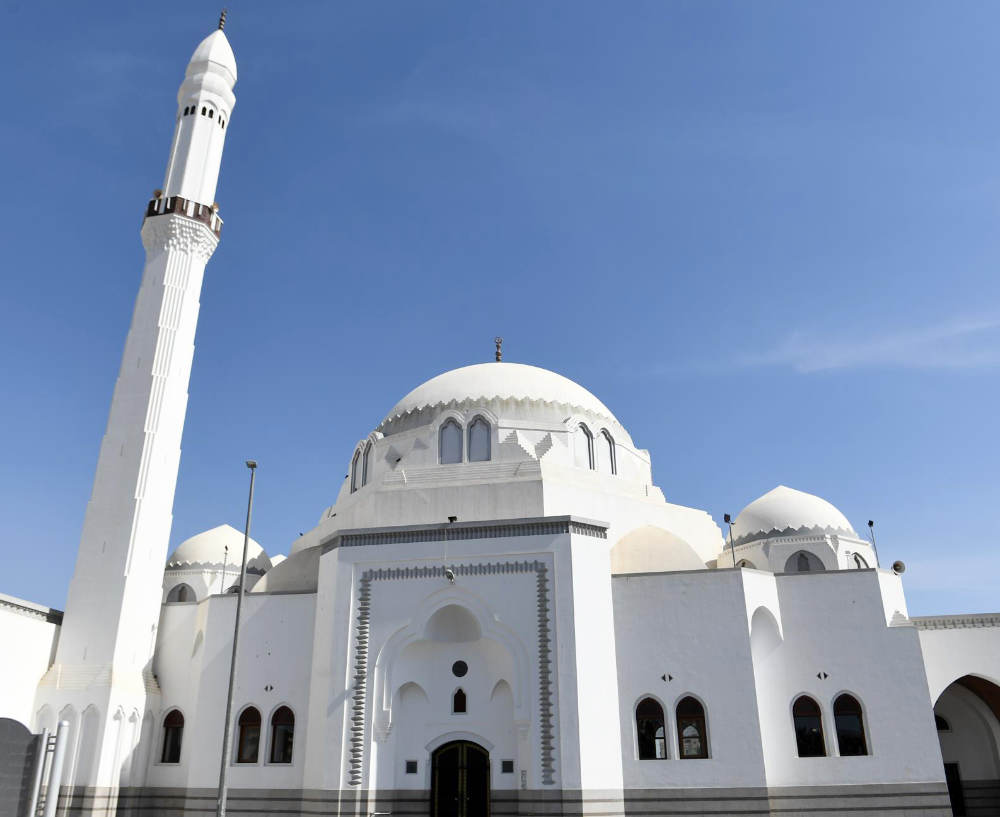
[1,21,999,817]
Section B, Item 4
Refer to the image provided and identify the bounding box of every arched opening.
[635,697,666,759]
[750,606,782,662]
[737,559,757,569]
[468,416,491,462]
[784,551,825,573]
[351,448,361,492]
[792,695,826,757]
[600,430,616,475]
[362,441,372,486]
[934,675,1000,816]
[236,707,261,763]
[833,693,868,756]
[453,688,467,714]
[161,709,183,763]
[440,419,463,464]
[574,423,594,470]
[676,696,709,759]
[852,553,869,569]
[431,741,489,817]
[166,583,193,603]
[269,706,294,764]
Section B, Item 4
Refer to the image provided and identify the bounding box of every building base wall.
[49,783,954,817]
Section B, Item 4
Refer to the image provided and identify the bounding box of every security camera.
[444,567,456,584]
[892,560,906,575]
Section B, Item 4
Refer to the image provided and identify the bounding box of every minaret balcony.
[144,195,223,237]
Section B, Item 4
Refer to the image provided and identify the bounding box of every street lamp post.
[216,460,257,817]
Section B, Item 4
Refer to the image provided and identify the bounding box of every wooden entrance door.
[431,741,490,817]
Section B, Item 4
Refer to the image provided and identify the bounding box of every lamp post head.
[723,513,732,525]
[245,460,257,470]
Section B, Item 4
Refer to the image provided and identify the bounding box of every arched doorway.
[934,675,1000,816]
[431,740,490,817]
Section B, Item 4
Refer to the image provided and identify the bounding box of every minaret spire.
[218,8,227,30]
[36,25,238,798]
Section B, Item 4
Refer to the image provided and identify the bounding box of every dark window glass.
[468,417,491,462]
[209,109,214,118]
[269,706,294,764]
[833,694,868,756]
[452,660,468,678]
[161,709,183,763]
[201,107,207,116]
[440,419,462,464]
[237,707,261,763]
[453,688,467,713]
[676,696,708,759]
[405,760,418,774]
[793,696,826,757]
[935,714,950,732]
[635,697,666,759]
[501,760,514,773]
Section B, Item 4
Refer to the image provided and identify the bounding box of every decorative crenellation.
[912,613,1000,630]
[733,524,859,548]
[348,560,557,787]
[332,516,606,550]
[141,211,220,261]
[0,592,62,624]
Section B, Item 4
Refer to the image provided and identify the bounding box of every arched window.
[350,448,361,493]
[440,419,463,464]
[269,706,294,764]
[201,106,207,116]
[833,694,868,756]
[601,430,616,475]
[792,696,826,757]
[935,714,950,732]
[166,583,193,603]
[635,697,666,759]
[208,109,214,119]
[737,559,756,569]
[676,696,709,759]
[362,441,372,486]
[453,688,467,714]
[852,553,869,569]
[161,709,183,763]
[785,551,825,573]
[236,707,261,763]
[468,417,491,462]
[574,424,594,470]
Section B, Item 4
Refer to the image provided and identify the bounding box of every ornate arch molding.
[372,587,532,727]
[348,560,556,787]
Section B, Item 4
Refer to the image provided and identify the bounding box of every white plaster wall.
[0,602,59,727]
[935,684,1000,779]
[612,570,767,789]
[918,625,1000,703]
[752,570,944,787]
[147,592,315,790]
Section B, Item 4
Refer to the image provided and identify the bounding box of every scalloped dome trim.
[733,523,858,548]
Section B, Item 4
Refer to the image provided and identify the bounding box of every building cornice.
[0,592,63,624]
[911,613,1000,631]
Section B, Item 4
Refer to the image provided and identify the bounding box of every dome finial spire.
[494,337,503,362]
[218,8,228,30]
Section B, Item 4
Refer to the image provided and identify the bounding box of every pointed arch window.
[236,707,261,763]
[269,706,294,764]
[792,695,826,757]
[166,583,193,603]
[834,694,868,756]
[676,696,709,759]
[574,423,594,470]
[600,430,616,475]
[350,449,361,493]
[468,416,491,462]
[785,551,824,573]
[852,553,869,569]
[161,709,184,763]
[453,688,467,714]
[440,419,463,464]
[362,441,372,486]
[635,697,666,759]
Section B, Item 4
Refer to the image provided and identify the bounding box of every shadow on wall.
[0,718,40,817]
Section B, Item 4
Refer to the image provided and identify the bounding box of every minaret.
[36,21,237,796]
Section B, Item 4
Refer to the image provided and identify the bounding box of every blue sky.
[2,1,998,615]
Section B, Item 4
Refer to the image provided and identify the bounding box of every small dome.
[731,486,857,547]
[380,363,619,428]
[166,524,270,572]
[188,29,237,85]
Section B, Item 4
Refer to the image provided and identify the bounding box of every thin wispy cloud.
[737,315,1000,374]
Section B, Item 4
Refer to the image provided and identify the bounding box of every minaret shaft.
[34,26,236,797]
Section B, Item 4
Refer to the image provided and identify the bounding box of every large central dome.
[380,363,619,428]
